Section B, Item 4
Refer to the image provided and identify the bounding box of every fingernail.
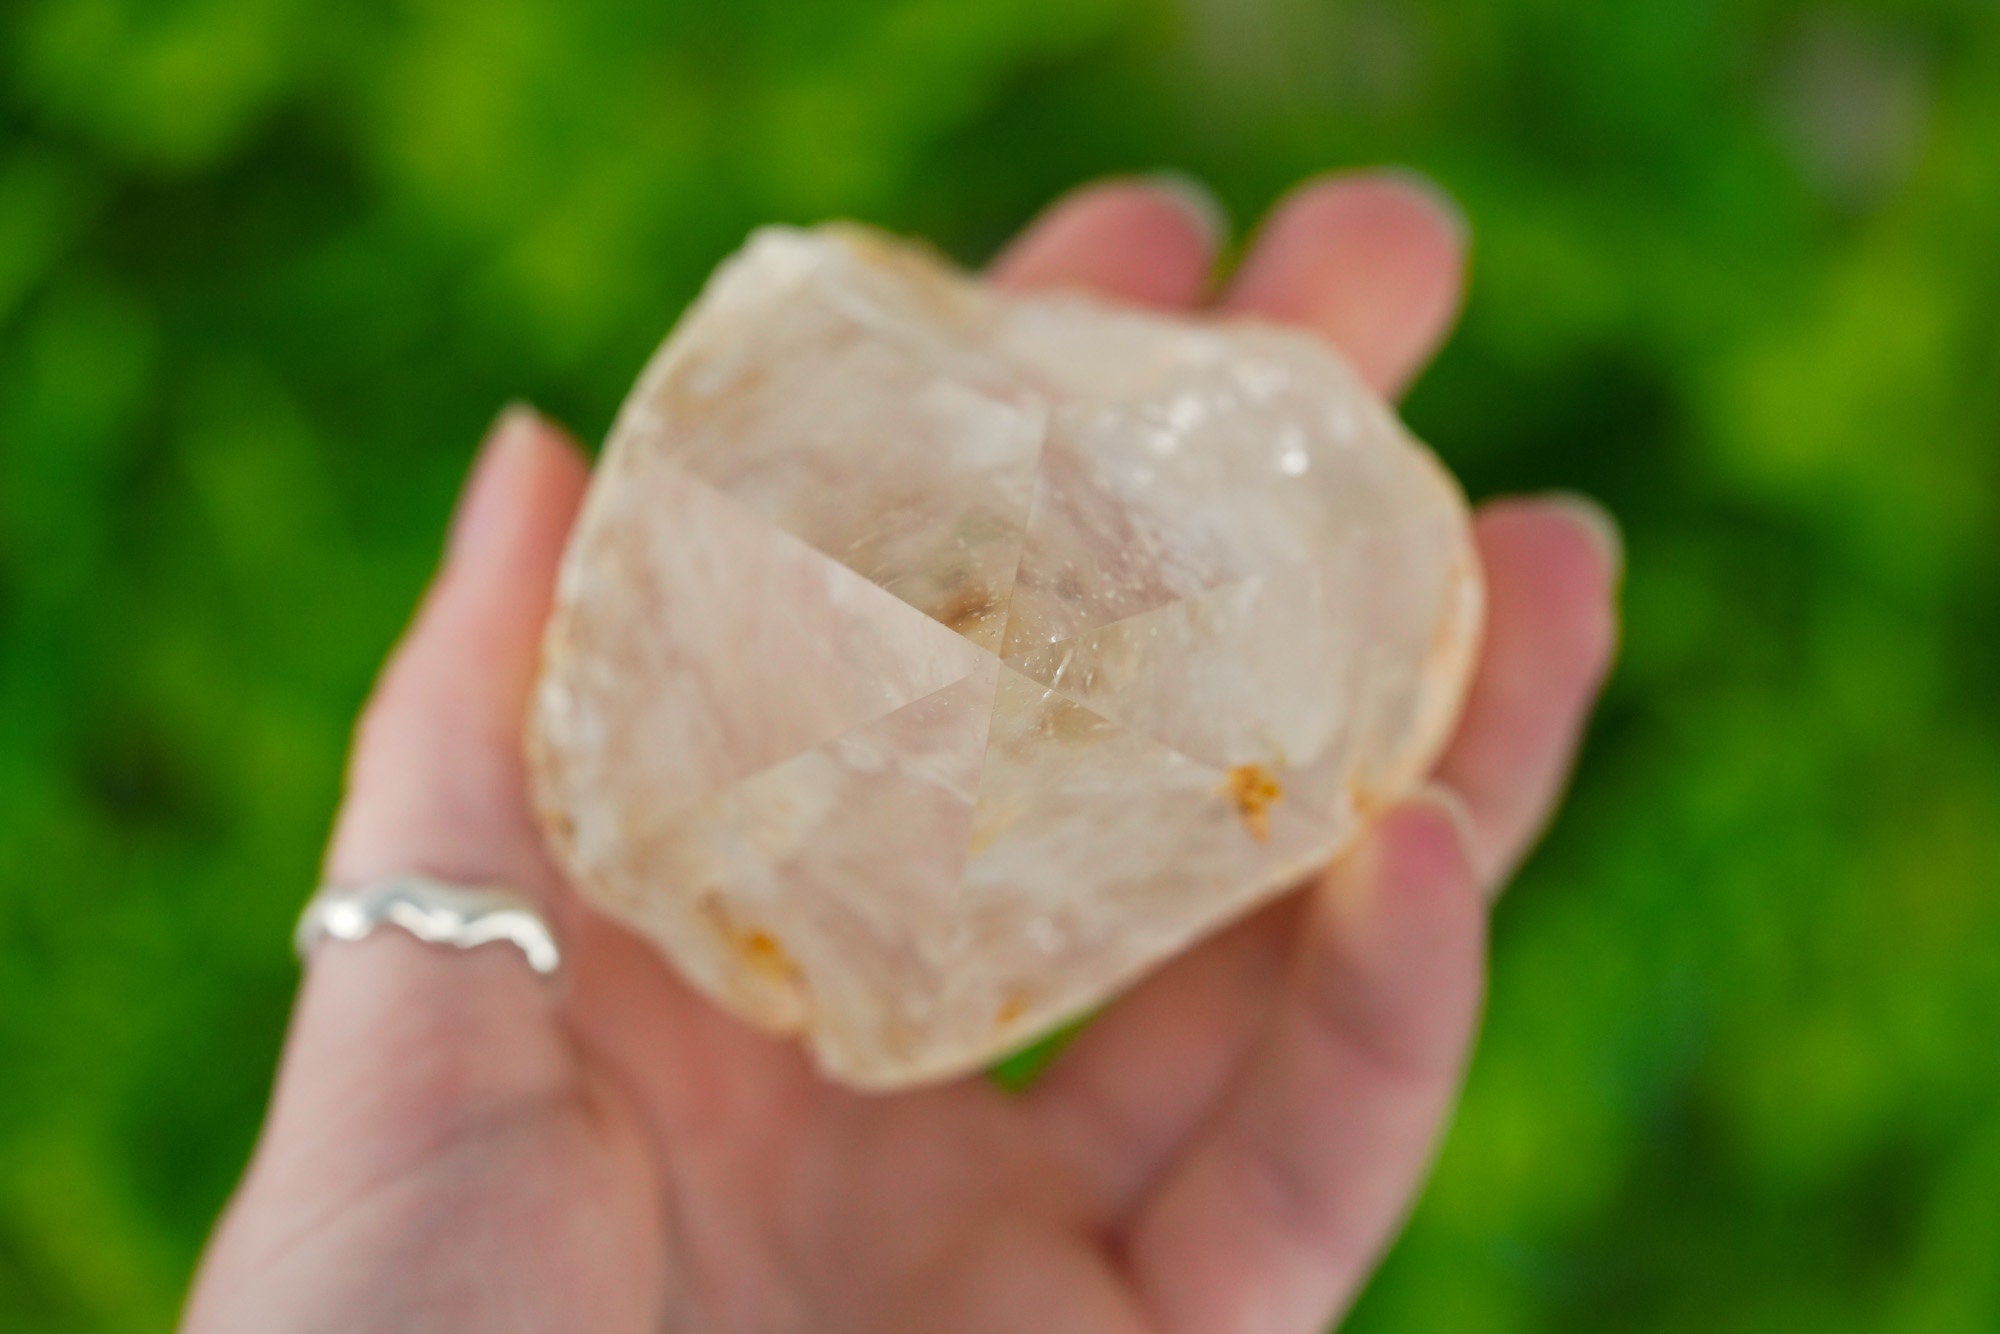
[1537,490,1625,586]
[1328,781,1482,921]
[1142,171,1230,248]
[1403,781,1481,869]
[1370,167,1470,249]
[447,402,542,564]
[1380,781,1506,906]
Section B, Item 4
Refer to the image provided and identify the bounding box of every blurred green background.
[3,0,1998,1328]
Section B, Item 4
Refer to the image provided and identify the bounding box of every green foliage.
[3,1,1997,1328]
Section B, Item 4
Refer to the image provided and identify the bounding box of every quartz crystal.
[528,225,1483,1090]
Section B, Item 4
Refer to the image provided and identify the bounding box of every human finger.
[292,408,592,1146]
[1025,496,1617,1209]
[1221,170,1467,397]
[1435,496,1621,882]
[1119,792,1486,1333]
[988,176,1223,306]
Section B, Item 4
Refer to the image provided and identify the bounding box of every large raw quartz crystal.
[528,224,1482,1090]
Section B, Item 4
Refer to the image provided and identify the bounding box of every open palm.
[185,174,1618,1334]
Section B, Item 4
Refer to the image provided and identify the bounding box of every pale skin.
[184,172,1621,1333]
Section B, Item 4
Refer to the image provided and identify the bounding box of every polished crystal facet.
[528,225,1482,1089]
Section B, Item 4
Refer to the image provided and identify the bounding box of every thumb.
[208,407,592,1257]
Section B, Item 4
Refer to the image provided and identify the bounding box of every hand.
[184,173,1619,1334]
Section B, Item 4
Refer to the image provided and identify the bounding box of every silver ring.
[296,876,562,977]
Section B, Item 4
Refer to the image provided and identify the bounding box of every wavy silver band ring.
[295,876,562,977]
